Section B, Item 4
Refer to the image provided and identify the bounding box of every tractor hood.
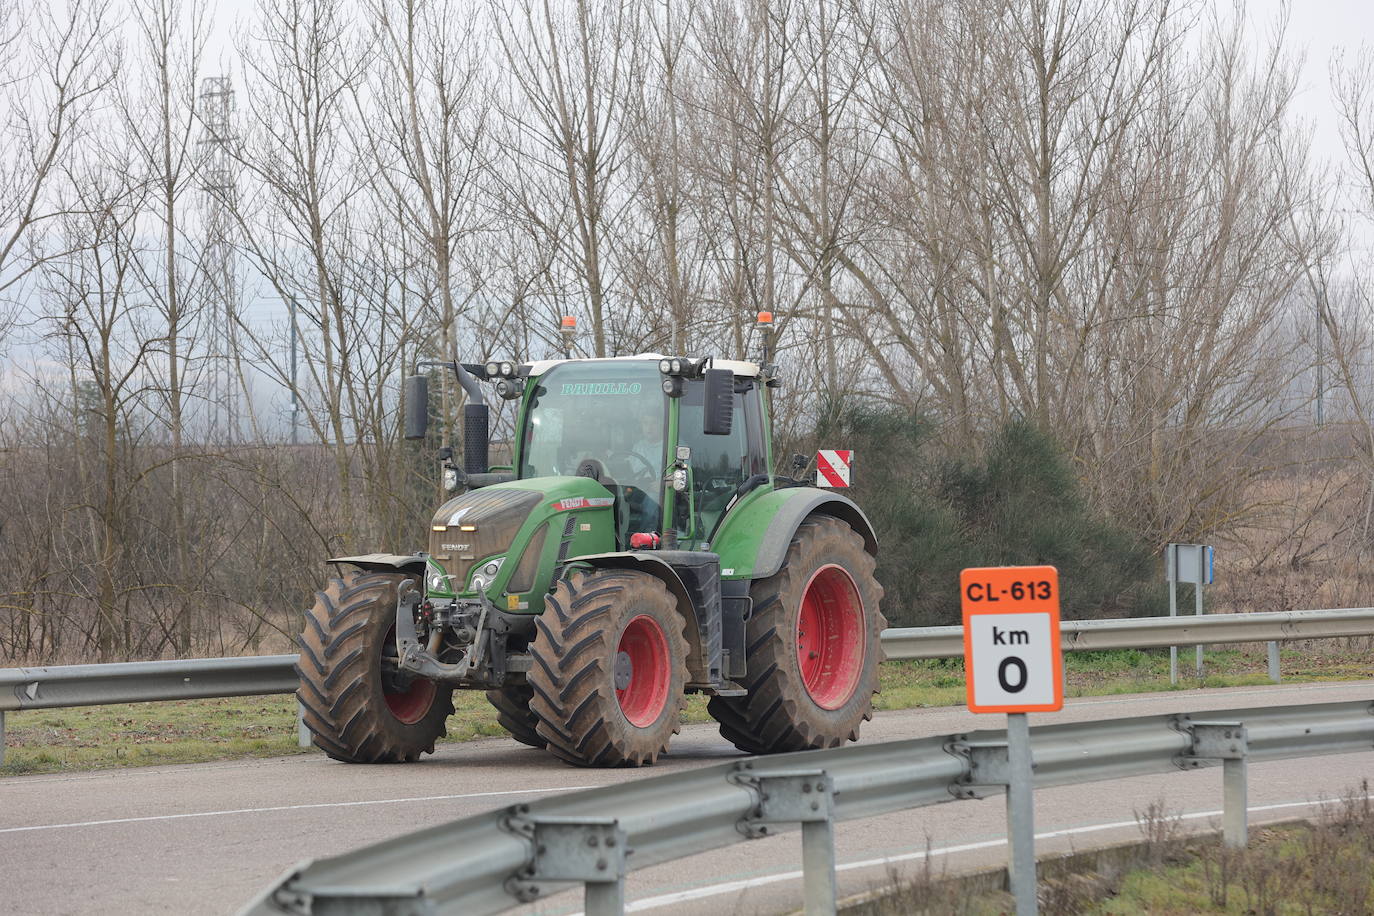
[427,477,616,599]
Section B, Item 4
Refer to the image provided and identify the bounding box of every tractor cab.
[513,357,771,551]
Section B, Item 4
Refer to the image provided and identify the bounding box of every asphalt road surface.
[4,681,1372,915]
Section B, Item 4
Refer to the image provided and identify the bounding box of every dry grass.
[848,784,1374,915]
[1211,465,1374,615]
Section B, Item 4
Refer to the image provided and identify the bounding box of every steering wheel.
[604,450,659,482]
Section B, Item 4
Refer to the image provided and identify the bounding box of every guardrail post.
[1195,583,1206,678]
[296,701,311,748]
[1267,641,1280,683]
[952,731,1039,914]
[501,813,628,915]
[1180,720,1248,848]
[732,765,837,915]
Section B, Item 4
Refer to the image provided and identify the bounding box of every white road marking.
[1060,681,1365,709]
[611,795,1372,912]
[0,786,595,834]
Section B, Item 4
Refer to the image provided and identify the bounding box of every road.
[3,681,1371,915]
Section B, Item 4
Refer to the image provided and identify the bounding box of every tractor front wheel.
[296,571,454,763]
[527,569,688,767]
[708,515,886,754]
[485,684,545,748]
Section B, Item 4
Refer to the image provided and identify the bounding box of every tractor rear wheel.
[296,570,454,763]
[527,569,688,767]
[485,684,545,748]
[708,515,886,754]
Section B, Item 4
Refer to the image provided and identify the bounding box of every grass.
[852,785,1374,915]
[1075,788,1374,915]
[3,642,1369,777]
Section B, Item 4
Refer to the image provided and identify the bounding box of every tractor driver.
[612,410,664,534]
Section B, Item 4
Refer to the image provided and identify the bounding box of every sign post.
[1165,544,1213,683]
[962,566,1063,916]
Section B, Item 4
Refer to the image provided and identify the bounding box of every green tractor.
[296,333,886,767]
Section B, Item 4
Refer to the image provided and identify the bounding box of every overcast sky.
[1250,0,1374,170]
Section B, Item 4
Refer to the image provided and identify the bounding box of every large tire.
[527,569,688,767]
[708,515,886,754]
[296,570,454,763]
[485,684,545,748]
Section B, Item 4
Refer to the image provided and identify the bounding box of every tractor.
[295,319,886,767]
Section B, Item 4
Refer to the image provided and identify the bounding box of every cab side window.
[675,379,762,540]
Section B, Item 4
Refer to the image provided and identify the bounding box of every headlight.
[429,573,449,591]
[671,468,688,492]
[659,358,672,373]
[442,466,460,492]
[469,556,506,592]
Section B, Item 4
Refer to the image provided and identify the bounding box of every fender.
[752,490,878,580]
[572,552,710,685]
[327,553,429,577]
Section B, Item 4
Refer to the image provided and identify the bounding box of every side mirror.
[404,375,429,440]
[702,368,733,436]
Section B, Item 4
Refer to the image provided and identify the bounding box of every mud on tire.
[708,515,886,754]
[485,684,545,748]
[527,569,688,767]
[296,570,454,763]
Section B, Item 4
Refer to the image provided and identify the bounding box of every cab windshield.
[518,362,667,534]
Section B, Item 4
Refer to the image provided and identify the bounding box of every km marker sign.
[960,566,1063,714]
[960,564,1064,916]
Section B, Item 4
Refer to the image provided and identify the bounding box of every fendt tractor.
[295,316,887,767]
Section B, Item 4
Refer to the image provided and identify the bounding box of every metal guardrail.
[240,697,1374,916]
[6,608,1369,713]
[0,655,300,711]
[2,608,1371,764]
[879,606,1374,659]
[0,655,305,764]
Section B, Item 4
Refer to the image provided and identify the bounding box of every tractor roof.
[525,353,761,378]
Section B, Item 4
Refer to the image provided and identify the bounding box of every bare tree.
[359,0,487,454]
[232,0,374,551]
[43,145,161,659]
[0,0,118,338]
[121,0,212,654]
[491,0,635,357]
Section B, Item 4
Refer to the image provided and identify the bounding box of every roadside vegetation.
[1075,792,1374,915]
[5,643,1369,777]
[850,784,1374,915]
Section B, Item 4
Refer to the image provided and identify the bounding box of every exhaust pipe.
[454,363,489,475]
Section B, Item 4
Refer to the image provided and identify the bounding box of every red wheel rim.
[614,615,672,728]
[796,564,866,709]
[384,675,437,724]
[383,625,437,725]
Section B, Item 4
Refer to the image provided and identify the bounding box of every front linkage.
[391,580,534,687]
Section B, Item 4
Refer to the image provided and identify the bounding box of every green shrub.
[806,405,1157,626]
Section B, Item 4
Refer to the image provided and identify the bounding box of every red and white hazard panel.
[816,449,852,487]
